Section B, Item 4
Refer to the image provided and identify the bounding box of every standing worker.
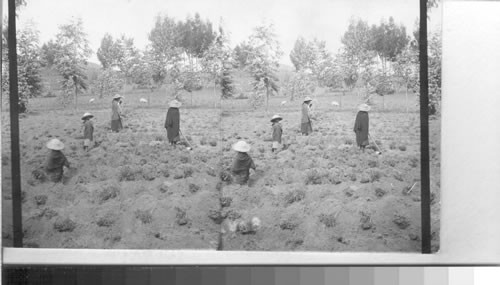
[81,112,94,151]
[165,99,181,147]
[301,96,313,135]
[270,114,283,152]
[45,138,70,183]
[111,94,123,132]
[353,103,370,152]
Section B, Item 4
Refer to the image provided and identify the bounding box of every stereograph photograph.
[1,0,441,252]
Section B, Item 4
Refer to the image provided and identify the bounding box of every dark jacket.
[165,107,180,142]
[354,111,369,146]
[231,152,256,184]
[272,122,283,143]
[83,120,94,140]
[46,150,69,172]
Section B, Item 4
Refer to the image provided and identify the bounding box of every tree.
[2,22,43,112]
[246,22,283,111]
[94,68,124,98]
[96,33,122,69]
[202,23,236,104]
[54,18,92,109]
[284,70,317,102]
[40,40,59,67]
[117,35,140,83]
[394,44,418,113]
[233,41,252,68]
[369,17,408,73]
[177,13,215,58]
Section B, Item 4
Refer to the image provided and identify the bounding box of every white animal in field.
[331,101,340,106]
[140,98,148,103]
[89,98,95,103]
[280,101,287,106]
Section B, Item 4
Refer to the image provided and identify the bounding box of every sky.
[3,0,442,66]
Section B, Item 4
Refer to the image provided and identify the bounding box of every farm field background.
[1,86,440,252]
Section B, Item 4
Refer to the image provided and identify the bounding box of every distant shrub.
[54,218,76,232]
[319,213,337,228]
[135,210,152,224]
[98,183,120,204]
[284,189,306,206]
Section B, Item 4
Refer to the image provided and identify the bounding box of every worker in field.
[81,112,94,151]
[353,103,370,152]
[270,114,283,152]
[111,94,123,132]
[301,97,313,135]
[165,99,181,147]
[231,141,256,185]
[45,138,71,183]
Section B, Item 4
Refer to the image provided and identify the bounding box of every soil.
[1,95,440,252]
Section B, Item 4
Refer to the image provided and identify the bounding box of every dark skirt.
[111,119,123,132]
[232,171,250,185]
[301,122,312,135]
[47,169,63,183]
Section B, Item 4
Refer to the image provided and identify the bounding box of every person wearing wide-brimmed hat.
[270,114,283,152]
[165,99,182,146]
[81,112,94,151]
[353,103,371,151]
[45,138,70,182]
[231,141,256,185]
[301,96,313,135]
[111,94,123,132]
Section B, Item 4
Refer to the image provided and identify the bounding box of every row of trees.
[2,2,440,114]
[283,16,441,114]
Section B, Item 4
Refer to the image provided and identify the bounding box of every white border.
[2,0,500,265]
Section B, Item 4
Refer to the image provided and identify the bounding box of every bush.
[135,210,152,224]
[96,214,115,227]
[34,195,48,206]
[98,184,120,204]
[188,183,200,193]
[54,218,76,232]
[319,213,337,228]
[284,189,306,206]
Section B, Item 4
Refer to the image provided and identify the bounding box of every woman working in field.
[353,103,370,152]
[301,97,313,135]
[111,94,124,132]
[45,138,70,183]
[165,99,182,147]
[231,141,256,185]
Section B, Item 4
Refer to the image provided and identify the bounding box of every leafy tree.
[54,17,92,109]
[233,41,252,68]
[246,22,283,111]
[394,44,418,112]
[202,23,236,102]
[40,40,59,67]
[369,17,408,73]
[117,35,140,83]
[177,13,215,58]
[94,68,124,98]
[96,33,122,69]
[284,70,317,102]
[2,22,43,112]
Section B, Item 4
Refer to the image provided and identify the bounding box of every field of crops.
[1,89,440,252]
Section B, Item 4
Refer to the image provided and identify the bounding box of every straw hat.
[270,114,282,122]
[303,96,313,102]
[169,100,182,108]
[112,94,123,100]
[358,103,371,112]
[232,141,251,153]
[46,138,65,150]
[81,112,94,120]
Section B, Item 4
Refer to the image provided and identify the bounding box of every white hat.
[270,114,282,122]
[46,138,65,150]
[112,94,123,100]
[81,112,94,120]
[169,100,182,108]
[232,141,251,152]
[358,103,371,112]
[303,96,313,102]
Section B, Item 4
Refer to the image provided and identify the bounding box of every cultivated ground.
[1,88,440,252]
